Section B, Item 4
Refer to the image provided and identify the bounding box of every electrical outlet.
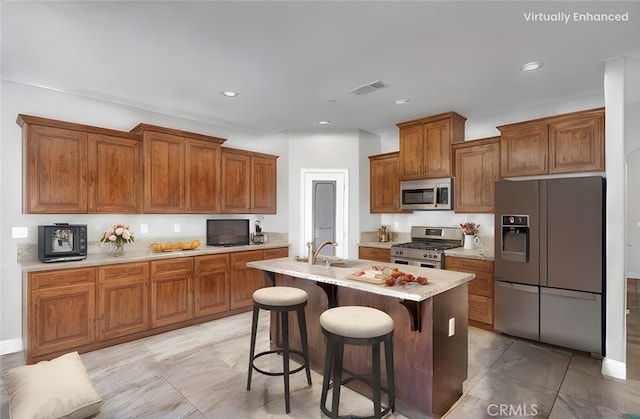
[448,318,455,337]
[174,224,181,233]
[12,227,28,238]
[140,224,148,234]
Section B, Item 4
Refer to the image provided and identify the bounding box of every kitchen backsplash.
[359,231,410,244]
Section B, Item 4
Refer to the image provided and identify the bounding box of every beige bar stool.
[246,286,312,414]
[320,306,395,419]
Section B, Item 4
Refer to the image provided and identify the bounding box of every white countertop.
[20,243,290,273]
[247,257,475,302]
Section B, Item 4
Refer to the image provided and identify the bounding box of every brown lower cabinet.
[25,246,288,364]
[151,258,195,328]
[194,254,230,317]
[358,246,391,263]
[445,256,494,330]
[230,247,289,310]
[28,268,97,360]
[98,262,150,341]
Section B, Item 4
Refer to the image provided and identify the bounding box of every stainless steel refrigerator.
[494,176,605,355]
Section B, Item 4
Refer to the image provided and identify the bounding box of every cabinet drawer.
[264,247,288,259]
[195,254,229,273]
[445,257,493,273]
[99,262,149,281]
[151,257,193,276]
[359,247,391,263]
[230,250,265,269]
[468,271,494,298]
[469,294,493,324]
[31,268,96,290]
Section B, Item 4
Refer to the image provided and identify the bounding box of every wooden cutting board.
[344,273,387,285]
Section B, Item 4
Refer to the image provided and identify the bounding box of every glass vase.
[109,242,125,257]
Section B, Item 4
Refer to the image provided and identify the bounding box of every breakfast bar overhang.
[247,258,475,418]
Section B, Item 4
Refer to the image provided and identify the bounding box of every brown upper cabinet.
[498,108,604,177]
[221,147,278,214]
[130,124,226,214]
[18,114,142,214]
[397,112,466,180]
[368,152,407,213]
[452,137,500,213]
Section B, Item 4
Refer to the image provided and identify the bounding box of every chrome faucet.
[312,240,338,265]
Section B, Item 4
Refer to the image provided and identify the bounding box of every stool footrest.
[323,375,393,419]
[320,401,392,419]
[251,349,308,377]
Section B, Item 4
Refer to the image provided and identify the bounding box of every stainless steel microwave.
[400,178,453,210]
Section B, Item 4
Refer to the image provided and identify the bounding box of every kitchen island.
[247,257,475,418]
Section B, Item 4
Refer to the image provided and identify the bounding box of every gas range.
[390,226,463,269]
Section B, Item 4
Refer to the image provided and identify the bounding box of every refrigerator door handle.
[496,281,539,293]
[541,287,597,300]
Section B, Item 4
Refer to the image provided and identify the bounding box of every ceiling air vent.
[349,80,390,96]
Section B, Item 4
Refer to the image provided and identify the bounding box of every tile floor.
[2,299,640,419]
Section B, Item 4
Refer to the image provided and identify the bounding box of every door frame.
[300,169,348,259]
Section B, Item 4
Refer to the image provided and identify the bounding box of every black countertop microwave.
[400,178,454,210]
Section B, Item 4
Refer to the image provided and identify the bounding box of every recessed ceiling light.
[520,62,544,72]
[317,120,331,125]
[220,91,239,97]
[394,99,410,104]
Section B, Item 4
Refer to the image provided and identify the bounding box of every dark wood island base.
[268,273,468,418]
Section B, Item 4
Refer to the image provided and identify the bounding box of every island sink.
[294,256,366,269]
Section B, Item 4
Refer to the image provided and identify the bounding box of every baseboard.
[602,357,626,380]
[0,338,23,356]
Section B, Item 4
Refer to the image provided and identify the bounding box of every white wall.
[602,56,640,380]
[625,58,640,279]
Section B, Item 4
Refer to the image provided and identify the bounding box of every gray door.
[313,180,336,256]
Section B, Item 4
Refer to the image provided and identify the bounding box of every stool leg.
[282,310,291,414]
[330,342,343,419]
[246,305,260,391]
[372,342,382,419]
[385,336,395,413]
[320,336,333,414]
[297,307,312,385]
